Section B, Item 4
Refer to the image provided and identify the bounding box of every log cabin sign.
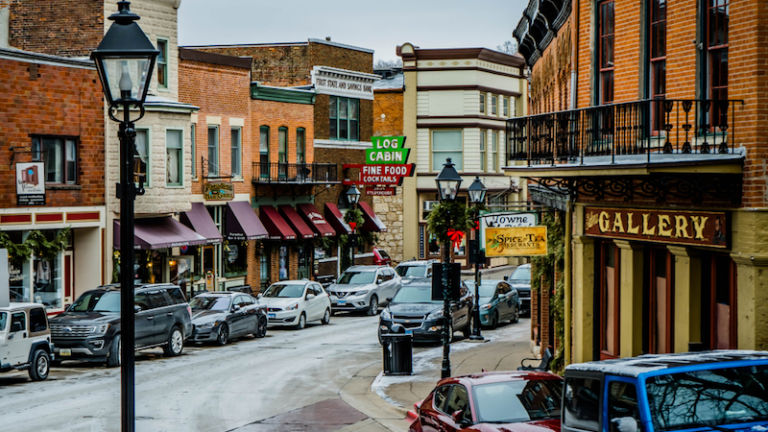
[584,207,727,248]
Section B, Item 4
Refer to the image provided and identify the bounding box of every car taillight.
[186,305,192,317]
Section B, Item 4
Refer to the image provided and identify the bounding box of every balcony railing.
[507,99,743,166]
[251,162,339,184]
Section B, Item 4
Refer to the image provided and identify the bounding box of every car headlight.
[90,324,110,335]
[427,310,443,320]
[287,303,299,311]
[380,309,391,320]
[480,304,492,311]
[196,321,216,329]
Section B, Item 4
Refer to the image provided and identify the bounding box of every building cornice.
[250,82,316,104]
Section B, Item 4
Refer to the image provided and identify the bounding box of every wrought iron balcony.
[251,162,339,185]
[507,99,744,166]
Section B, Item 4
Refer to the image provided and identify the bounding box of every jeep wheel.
[28,348,50,381]
[106,335,121,367]
[216,324,229,346]
[163,326,184,356]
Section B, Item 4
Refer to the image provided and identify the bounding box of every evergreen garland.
[426,201,473,243]
[0,228,70,265]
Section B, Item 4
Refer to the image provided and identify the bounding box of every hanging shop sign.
[16,162,45,206]
[584,207,728,248]
[366,136,410,164]
[366,186,396,196]
[479,212,538,250]
[311,66,377,100]
[203,182,234,201]
[342,163,415,186]
[485,226,548,257]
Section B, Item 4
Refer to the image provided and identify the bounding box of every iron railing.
[251,162,338,184]
[506,99,743,165]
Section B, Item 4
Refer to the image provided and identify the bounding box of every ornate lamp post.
[435,158,462,378]
[467,176,487,341]
[346,185,361,266]
[91,2,158,431]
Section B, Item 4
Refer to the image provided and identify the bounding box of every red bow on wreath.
[446,228,465,250]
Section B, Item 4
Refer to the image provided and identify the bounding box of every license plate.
[337,300,346,305]
[405,330,413,335]
[59,348,71,357]
[268,313,276,318]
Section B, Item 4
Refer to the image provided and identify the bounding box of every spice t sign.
[366,136,410,164]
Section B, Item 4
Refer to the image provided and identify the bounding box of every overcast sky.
[177,0,528,63]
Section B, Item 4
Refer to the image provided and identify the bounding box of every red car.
[409,371,562,432]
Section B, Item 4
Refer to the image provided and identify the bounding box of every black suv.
[50,284,193,367]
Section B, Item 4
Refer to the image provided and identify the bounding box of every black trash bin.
[381,332,413,376]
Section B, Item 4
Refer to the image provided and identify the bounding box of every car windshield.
[396,265,427,278]
[0,312,6,332]
[646,364,768,431]
[69,291,121,313]
[189,296,230,311]
[479,282,501,298]
[510,266,531,284]
[392,285,440,304]
[263,284,305,298]
[337,271,375,285]
[473,379,562,423]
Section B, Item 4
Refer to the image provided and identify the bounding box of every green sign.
[367,136,410,164]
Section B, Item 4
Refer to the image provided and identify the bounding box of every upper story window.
[650,0,667,131]
[157,39,168,89]
[296,127,306,164]
[207,126,219,176]
[479,130,486,171]
[329,96,359,141]
[432,130,463,171]
[278,127,288,163]
[479,92,487,114]
[134,129,149,186]
[492,130,499,171]
[166,129,183,186]
[231,127,242,178]
[706,0,729,125]
[598,0,615,104]
[259,126,269,179]
[32,136,77,184]
[503,97,510,117]
[491,94,498,116]
[190,124,196,179]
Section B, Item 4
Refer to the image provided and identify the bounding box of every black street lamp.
[467,176,487,341]
[91,2,158,431]
[434,158,462,378]
[346,185,361,266]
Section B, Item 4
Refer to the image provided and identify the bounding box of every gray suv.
[50,283,193,367]
[327,266,400,315]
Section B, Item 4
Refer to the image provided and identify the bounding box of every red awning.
[297,203,335,237]
[324,203,351,235]
[114,217,208,250]
[259,206,297,240]
[278,205,315,239]
[226,201,269,240]
[180,203,223,244]
[358,201,387,232]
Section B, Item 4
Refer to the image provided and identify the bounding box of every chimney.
[325,36,331,41]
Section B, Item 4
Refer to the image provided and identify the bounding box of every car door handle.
[166,312,173,316]
[146,316,154,320]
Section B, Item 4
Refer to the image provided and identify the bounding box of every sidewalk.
[338,320,535,431]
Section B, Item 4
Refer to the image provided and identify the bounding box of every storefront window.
[5,230,65,310]
[223,242,247,277]
[259,245,271,290]
[9,260,30,304]
[135,250,165,284]
[279,246,289,281]
[297,244,311,280]
[33,258,62,309]
[170,256,193,299]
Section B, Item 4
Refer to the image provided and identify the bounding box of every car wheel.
[216,324,229,346]
[367,295,379,316]
[377,329,384,346]
[163,326,184,356]
[295,313,306,330]
[491,311,499,329]
[28,348,50,381]
[512,305,520,324]
[106,335,121,367]
[321,308,331,325]
[254,315,268,338]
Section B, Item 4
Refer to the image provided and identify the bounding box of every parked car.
[466,279,520,328]
[372,247,392,266]
[260,280,331,329]
[378,279,472,344]
[395,259,437,282]
[50,283,193,367]
[508,264,531,316]
[563,350,768,432]
[409,370,562,432]
[327,265,400,315]
[189,291,267,345]
[0,302,53,381]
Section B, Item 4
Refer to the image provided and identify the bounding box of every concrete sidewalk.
[339,319,535,431]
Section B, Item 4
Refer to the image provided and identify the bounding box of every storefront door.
[644,247,673,354]
[703,253,736,349]
[598,241,620,359]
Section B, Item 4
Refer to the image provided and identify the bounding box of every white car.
[0,302,53,381]
[260,280,332,329]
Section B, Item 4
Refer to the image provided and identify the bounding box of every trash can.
[382,332,413,376]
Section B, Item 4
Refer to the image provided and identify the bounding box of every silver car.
[326,265,400,315]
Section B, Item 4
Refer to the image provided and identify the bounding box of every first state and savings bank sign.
[584,207,728,248]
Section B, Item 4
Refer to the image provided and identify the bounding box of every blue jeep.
[562,351,768,432]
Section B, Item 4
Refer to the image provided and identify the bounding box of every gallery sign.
[16,162,45,206]
[584,207,727,248]
[203,182,234,201]
[485,226,548,257]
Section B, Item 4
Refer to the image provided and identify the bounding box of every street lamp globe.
[468,176,487,204]
[435,158,463,202]
[346,184,361,206]
[91,1,158,107]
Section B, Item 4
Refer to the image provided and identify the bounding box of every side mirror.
[612,417,639,432]
[306,294,316,300]
[451,410,471,427]
[257,293,263,299]
[134,305,142,313]
[386,297,393,303]
[232,304,241,312]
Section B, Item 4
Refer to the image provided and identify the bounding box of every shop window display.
[223,242,247,278]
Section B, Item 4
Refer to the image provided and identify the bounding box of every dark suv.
[50,284,193,367]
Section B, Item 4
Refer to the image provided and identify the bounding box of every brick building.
[511,0,768,364]
[0,47,105,312]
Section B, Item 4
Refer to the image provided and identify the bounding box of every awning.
[226,201,269,240]
[358,201,387,232]
[324,203,351,235]
[278,205,315,239]
[180,203,222,244]
[259,206,297,240]
[297,203,335,237]
[113,217,208,250]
